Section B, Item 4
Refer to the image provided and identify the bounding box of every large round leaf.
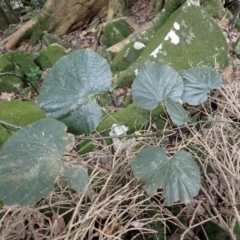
[61,164,88,193]
[164,150,201,205]
[0,119,74,206]
[132,147,200,205]
[166,97,188,126]
[37,49,112,134]
[132,63,183,110]
[181,67,222,106]
[61,101,102,134]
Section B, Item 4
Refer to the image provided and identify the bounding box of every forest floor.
[1,1,240,240]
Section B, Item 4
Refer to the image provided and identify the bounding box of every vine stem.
[0,120,22,129]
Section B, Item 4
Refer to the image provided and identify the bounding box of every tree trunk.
[0,0,19,31]
[3,0,109,49]
[2,0,170,50]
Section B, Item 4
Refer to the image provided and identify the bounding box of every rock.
[111,41,146,71]
[233,36,240,59]
[101,19,132,47]
[112,1,232,87]
[201,0,226,19]
[35,44,66,69]
[0,51,37,74]
[97,102,165,144]
[42,33,62,46]
[0,51,38,94]
[0,100,45,149]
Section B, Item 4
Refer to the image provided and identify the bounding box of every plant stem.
[0,120,22,129]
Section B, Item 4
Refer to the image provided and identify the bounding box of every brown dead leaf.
[103,221,119,236]
[52,211,65,236]
[222,65,233,81]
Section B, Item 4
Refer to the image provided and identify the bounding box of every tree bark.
[0,0,19,31]
[3,0,109,49]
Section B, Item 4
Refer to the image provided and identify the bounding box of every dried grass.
[1,76,240,240]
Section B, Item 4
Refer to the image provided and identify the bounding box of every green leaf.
[189,112,200,123]
[61,164,88,192]
[181,67,222,106]
[132,63,183,110]
[166,98,188,126]
[61,101,102,134]
[0,119,86,206]
[37,49,112,134]
[26,73,35,78]
[132,147,200,205]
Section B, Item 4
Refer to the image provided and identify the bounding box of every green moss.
[0,51,37,75]
[122,95,133,107]
[203,221,230,239]
[115,68,136,88]
[111,42,145,72]
[29,10,52,46]
[78,140,99,155]
[0,200,4,209]
[234,222,240,237]
[141,4,231,70]
[101,19,132,47]
[98,50,115,63]
[0,125,13,150]
[42,33,61,46]
[0,100,45,127]
[0,100,45,148]
[201,0,226,19]
[35,44,65,69]
[0,51,38,94]
[0,75,24,93]
[114,3,232,87]
[0,57,14,72]
[98,102,165,137]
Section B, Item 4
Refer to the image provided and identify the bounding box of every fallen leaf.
[52,211,65,236]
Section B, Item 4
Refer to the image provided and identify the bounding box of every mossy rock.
[98,50,115,64]
[0,51,37,75]
[111,41,146,72]
[0,51,38,94]
[42,33,61,46]
[98,102,165,139]
[0,100,45,149]
[201,0,226,19]
[101,19,132,47]
[114,3,232,87]
[35,44,65,69]
[0,57,14,73]
[0,75,24,93]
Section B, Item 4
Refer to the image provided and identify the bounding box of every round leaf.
[37,49,112,133]
[164,150,200,205]
[0,119,74,206]
[132,147,169,196]
[181,67,222,106]
[61,164,88,193]
[132,63,183,110]
[61,101,102,135]
[166,98,188,126]
[132,147,200,205]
